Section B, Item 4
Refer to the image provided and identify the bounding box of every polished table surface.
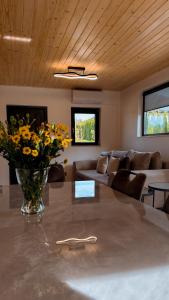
[0,181,169,300]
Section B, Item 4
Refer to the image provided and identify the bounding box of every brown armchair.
[111,169,146,201]
[47,164,65,183]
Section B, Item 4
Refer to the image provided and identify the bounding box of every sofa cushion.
[118,157,130,170]
[96,156,108,174]
[129,150,162,170]
[107,157,120,175]
[149,151,162,169]
[130,152,151,170]
[110,150,129,159]
[127,149,136,160]
[100,151,112,157]
[76,170,108,185]
[74,160,97,171]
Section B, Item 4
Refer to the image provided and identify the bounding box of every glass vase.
[16,168,49,215]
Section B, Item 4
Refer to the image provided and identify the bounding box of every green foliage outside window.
[71,108,99,145]
[75,115,95,143]
[144,108,169,135]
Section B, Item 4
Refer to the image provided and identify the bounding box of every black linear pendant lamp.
[54,66,98,80]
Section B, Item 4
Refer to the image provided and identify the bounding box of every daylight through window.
[143,83,169,135]
[71,108,100,145]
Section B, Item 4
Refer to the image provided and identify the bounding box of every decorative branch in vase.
[0,114,71,214]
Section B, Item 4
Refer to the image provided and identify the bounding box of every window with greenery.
[71,107,100,145]
[143,82,169,135]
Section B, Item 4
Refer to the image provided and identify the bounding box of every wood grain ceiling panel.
[93,0,169,82]
[1,0,169,90]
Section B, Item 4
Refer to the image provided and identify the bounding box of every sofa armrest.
[73,160,97,171]
[162,161,169,169]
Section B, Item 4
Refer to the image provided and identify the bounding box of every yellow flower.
[61,138,72,148]
[11,134,20,144]
[32,149,38,157]
[46,123,51,129]
[56,133,63,141]
[65,138,72,143]
[19,126,30,134]
[0,130,4,138]
[45,131,50,137]
[44,137,51,146]
[22,131,31,140]
[57,123,68,132]
[61,140,69,148]
[23,147,31,155]
[31,133,40,144]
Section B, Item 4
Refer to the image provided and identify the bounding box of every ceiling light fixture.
[3,35,32,43]
[54,66,98,80]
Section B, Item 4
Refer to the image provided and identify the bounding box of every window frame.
[71,107,100,146]
[142,81,169,136]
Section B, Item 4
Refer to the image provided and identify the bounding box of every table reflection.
[9,185,49,209]
[72,180,100,204]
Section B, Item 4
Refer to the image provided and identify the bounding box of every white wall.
[0,85,121,185]
[120,66,169,161]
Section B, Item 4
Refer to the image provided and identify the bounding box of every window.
[143,82,169,136]
[71,107,100,145]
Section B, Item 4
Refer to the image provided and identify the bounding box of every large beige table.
[0,180,169,300]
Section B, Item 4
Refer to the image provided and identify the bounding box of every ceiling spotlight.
[54,67,98,80]
[3,35,32,43]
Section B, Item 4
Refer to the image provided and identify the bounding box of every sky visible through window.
[75,113,95,121]
[75,181,95,198]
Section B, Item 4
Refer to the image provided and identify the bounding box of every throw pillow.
[118,157,130,170]
[130,152,151,170]
[149,151,162,169]
[130,150,162,170]
[96,156,108,174]
[107,157,120,175]
[127,149,136,160]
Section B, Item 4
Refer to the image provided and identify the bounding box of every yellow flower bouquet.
[0,114,71,214]
[0,114,71,169]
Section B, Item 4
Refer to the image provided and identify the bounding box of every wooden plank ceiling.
[1,0,169,91]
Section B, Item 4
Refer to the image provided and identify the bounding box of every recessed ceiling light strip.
[3,35,32,43]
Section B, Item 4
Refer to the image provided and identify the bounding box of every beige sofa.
[73,150,169,208]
